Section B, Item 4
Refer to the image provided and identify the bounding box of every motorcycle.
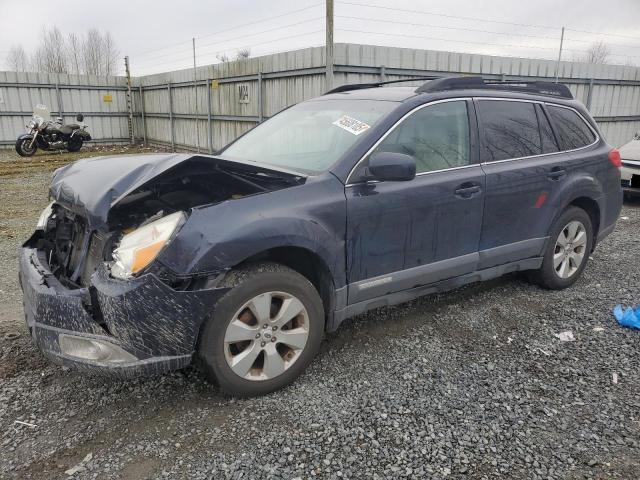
[15,104,91,157]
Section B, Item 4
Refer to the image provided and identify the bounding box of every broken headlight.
[111,211,186,280]
[36,202,55,230]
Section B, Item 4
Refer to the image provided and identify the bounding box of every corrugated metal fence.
[0,71,131,146]
[2,44,640,150]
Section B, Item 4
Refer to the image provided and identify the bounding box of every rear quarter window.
[546,105,596,151]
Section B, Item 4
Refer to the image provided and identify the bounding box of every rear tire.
[67,137,83,152]
[197,262,324,397]
[15,138,37,157]
[529,206,593,290]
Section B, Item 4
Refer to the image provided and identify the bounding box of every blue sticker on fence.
[613,305,640,330]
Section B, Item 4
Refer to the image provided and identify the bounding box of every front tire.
[530,206,593,290]
[15,138,37,157]
[197,262,324,397]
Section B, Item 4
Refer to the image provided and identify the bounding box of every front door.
[345,99,485,304]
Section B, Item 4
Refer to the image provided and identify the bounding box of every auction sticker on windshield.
[332,115,371,135]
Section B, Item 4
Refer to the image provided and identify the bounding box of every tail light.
[608,148,622,168]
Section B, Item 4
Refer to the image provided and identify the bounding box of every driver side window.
[371,100,471,174]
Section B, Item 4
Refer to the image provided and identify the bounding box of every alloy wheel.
[553,220,587,279]
[223,291,309,381]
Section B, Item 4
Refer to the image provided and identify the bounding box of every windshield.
[221,99,397,174]
[33,104,51,122]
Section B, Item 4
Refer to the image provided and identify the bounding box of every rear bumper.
[19,247,222,378]
[621,162,640,196]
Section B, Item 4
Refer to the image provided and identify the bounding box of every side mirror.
[368,152,416,182]
[76,113,84,122]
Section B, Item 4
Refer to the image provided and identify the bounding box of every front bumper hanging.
[19,247,223,377]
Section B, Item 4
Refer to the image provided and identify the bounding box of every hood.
[50,153,193,228]
[619,139,640,162]
[49,153,306,229]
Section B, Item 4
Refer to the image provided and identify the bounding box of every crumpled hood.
[50,153,192,228]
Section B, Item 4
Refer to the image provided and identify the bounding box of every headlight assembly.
[36,202,54,230]
[111,211,186,280]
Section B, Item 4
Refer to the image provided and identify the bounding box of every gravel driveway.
[1,147,639,479]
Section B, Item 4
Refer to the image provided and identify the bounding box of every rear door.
[476,98,567,269]
[345,99,486,304]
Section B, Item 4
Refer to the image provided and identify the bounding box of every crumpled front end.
[19,245,223,377]
[19,153,307,377]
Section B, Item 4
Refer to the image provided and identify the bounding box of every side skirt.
[327,257,542,332]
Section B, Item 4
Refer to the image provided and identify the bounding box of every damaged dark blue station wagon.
[20,77,622,396]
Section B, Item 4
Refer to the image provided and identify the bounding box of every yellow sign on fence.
[103,94,113,103]
[211,80,219,90]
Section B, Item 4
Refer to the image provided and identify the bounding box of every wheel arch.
[567,196,601,246]
[228,246,336,325]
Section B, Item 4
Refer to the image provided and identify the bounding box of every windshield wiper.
[215,166,269,192]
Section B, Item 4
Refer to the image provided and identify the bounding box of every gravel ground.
[1,147,639,479]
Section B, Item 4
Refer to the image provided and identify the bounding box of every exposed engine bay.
[31,156,305,289]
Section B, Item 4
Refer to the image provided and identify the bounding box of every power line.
[130,2,323,59]
[337,28,640,59]
[338,28,578,52]
[337,15,559,42]
[340,1,640,45]
[336,14,640,53]
[132,30,325,73]
[562,37,640,49]
[339,1,560,30]
[135,42,328,76]
[135,16,324,66]
[338,15,640,50]
[566,28,640,41]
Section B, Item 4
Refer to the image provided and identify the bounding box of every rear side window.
[546,105,596,150]
[477,100,542,161]
[535,104,559,154]
[371,100,470,173]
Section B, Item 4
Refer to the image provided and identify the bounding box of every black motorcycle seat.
[45,125,61,134]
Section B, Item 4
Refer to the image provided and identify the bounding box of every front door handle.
[547,167,567,181]
[454,183,482,198]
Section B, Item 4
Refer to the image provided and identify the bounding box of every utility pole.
[325,0,334,91]
[124,56,134,145]
[555,27,565,83]
[193,37,200,153]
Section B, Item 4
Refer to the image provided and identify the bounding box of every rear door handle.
[454,183,482,198]
[547,167,567,181]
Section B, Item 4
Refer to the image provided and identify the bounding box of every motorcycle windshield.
[33,104,51,122]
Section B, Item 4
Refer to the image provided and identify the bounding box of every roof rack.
[414,76,573,99]
[325,77,434,95]
[326,75,573,100]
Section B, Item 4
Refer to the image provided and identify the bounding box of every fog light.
[59,334,138,363]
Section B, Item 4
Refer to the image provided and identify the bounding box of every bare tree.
[235,48,251,60]
[83,28,104,75]
[102,31,120,76]
[6,45,29,71]
[7,26,121,75]
[216,53,230,63]
[31,26,69,73]
[581,40,612,64]
[67,33,82,74]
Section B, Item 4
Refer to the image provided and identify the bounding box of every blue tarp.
[613,305,640,330]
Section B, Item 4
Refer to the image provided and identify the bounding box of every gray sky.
[1,0,639,75]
